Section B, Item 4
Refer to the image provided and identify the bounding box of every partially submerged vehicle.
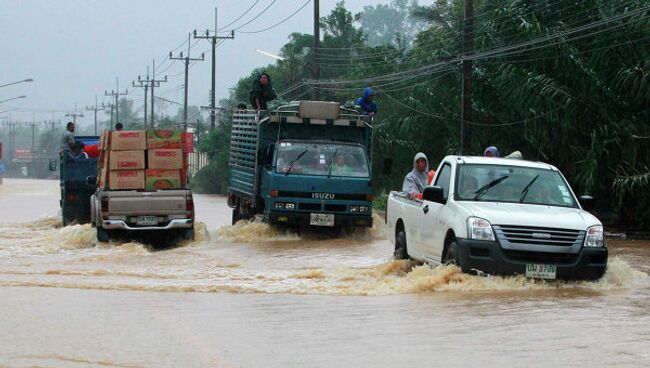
[386,156,607,280]
[228,101,374,228]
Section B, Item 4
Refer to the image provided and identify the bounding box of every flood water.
[0,179,648,367]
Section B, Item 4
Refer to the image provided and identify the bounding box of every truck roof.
[445,155,558,171]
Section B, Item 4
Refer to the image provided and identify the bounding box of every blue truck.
[54,136,99,225]
[228,101,374,228]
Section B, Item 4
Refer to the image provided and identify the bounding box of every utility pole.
[105,102,115,129]
[312,0,320,101]
[65,102,84,125]
[86,96,106,135]
[461,0,474,155]
[170,33,205,131]
[105,77,127,129]
[150,59,168,127]
[133,66,150,128]
[193,7,235,130]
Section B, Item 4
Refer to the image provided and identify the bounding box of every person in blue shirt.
[355,87,378,117]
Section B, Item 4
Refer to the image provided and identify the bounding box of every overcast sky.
[1,0,393,127]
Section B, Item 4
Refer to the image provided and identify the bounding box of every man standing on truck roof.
[402,152,429,200]
[249,72,277,112]
[355,87,378,117]
[59,122,75,154]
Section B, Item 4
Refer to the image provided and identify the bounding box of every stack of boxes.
[98,130,190,190]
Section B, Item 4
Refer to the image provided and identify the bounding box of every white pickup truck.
[386,156,607,280]
[90,188,195,242]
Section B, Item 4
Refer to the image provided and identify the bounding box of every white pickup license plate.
[309,213,335,227]
[136,216,158,226]
[525,264,557,279]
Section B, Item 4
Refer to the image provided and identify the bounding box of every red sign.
[13,149,33,162]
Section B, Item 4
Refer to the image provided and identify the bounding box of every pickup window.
[434,163,452,199]
[455,164,578,208]
[275,141,369,178]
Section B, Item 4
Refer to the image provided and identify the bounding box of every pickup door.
[107,190,189,217]
[420,162,454,261]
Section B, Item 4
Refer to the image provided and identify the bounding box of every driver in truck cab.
[402,152,429,200]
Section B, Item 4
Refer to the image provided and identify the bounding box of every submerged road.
[0,179,648,367]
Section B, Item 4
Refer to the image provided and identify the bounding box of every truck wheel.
[444,241,459,265]
[394,230,409,260]
[182,228,195,240]
[232,208,240,225]
[96,227,110,243]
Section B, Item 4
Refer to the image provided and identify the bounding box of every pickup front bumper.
[455,238,608,280]
[101,219,193,231]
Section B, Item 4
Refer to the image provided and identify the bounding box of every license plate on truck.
[136,216,158,226]
[525,264,557,279]
[310,213,335,227]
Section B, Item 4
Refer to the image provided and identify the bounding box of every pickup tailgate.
[107,190,189,216]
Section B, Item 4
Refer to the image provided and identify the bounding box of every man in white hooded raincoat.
[402,152,429,200]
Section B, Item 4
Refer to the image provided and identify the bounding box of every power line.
[240,0,311,34]
[305,6,649,87]
[232,0,277,31]
[218,0,261,30]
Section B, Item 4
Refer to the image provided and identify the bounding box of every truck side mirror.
[381,158,392,176]
[423,186,445,204]
[579,195,594,211]
[85,176,97,186]
[48,159,57,172]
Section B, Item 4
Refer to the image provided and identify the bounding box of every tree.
[358,0,424,48]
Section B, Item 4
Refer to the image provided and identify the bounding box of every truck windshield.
[455,164,578,208]
[276,142,369,178]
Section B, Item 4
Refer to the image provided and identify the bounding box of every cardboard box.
[109,150,145,170]
[98,167,108,188]
[109,170,145,190]
[98,150,108,170]
[146,169,183,190]
[147,130,183,150]
[110,130,147,151]
[148,149,185,169]
[182,132,194,152]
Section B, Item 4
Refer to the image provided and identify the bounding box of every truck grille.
[299,203,321,211]
[494,225,584,247]
[502,249,578,265]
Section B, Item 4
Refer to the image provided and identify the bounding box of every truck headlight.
[275,202,285,209]
[359,206,369,212]
[350,206,359,212]
[285,203,295,210]
[467,217,495,241]
[584,225,604,247]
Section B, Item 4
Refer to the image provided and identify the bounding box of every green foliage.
[223,0,649,229]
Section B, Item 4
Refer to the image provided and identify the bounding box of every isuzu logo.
[312,192,335,200]
[532,232,551,239]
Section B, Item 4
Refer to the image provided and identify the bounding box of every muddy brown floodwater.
[0,179,648,367]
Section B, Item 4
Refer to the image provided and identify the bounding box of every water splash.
[214,220,300,243]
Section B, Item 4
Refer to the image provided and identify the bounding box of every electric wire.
[240,0,311,34]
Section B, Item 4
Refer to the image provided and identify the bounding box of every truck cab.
[228,101,374,228]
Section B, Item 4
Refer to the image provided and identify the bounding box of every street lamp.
[0,78,34,88]
[256,49,285,61]
[0,95,26,104]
